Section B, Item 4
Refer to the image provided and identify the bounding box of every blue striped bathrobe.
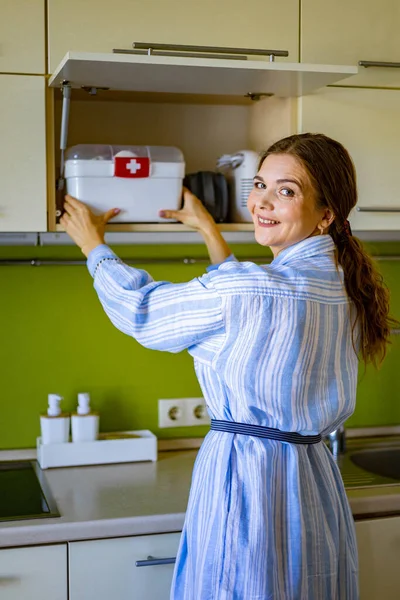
[87,235,359,600]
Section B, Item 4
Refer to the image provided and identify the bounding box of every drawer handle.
[135,556,176,567]
[359,60,400,69]
[356,207,400,213]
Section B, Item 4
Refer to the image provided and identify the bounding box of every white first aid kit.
[64,144,185,222]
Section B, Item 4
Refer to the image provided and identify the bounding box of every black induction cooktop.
[0,461,60,522]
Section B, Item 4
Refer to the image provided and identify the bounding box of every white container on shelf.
[37,430,157,469]
[65,144,185,223]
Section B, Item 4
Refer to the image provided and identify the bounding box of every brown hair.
[260,133,398,367]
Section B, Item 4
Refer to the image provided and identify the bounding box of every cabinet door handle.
[135,556,176,567]
[130,42,289,59]
[359,60,400,68]
[356,206,400,213]
[113,48,247,61]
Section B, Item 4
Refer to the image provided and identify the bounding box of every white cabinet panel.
[0,75,47,232]
[69,532,181,600]
[302,0,400,87]
[300,88,400,231]
[0,544,67,600]
[0,1,45,74]
[47,0,299,73]
[356,516,400,600]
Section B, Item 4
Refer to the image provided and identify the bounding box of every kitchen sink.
[335,438,400,489]
[350,447,400,482]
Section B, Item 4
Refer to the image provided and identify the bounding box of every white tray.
[36,430,157,469]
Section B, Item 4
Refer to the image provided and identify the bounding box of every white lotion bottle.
[40,394,70,444]
[71,393,99,442]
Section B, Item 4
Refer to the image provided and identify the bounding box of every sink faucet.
[325,425,346,459]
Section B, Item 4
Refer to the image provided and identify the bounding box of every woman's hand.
[160,187,231,264]
[159,187,215,233]
[60,195,120,257]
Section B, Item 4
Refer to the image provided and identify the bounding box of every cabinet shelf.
[55,223,254,233]
[48,224,256,245]
[49,52,358,98]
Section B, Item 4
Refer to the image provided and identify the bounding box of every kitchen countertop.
[1,448,400,549]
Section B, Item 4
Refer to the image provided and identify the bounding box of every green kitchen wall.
[1,241,400,450]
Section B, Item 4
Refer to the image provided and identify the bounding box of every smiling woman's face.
[247,153,332,256]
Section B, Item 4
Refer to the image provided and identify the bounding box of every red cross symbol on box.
[114,156,150,178]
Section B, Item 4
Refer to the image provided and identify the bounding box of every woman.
[62,133,395,599]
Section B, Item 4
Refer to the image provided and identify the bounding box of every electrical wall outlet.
[185,397,211,427]
[158,398,188,428]
[158,397,210,428]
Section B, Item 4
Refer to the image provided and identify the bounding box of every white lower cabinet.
[0,520,398,599]
[69,532,181,600]
[356,516,400,600]
[0,544,67,600]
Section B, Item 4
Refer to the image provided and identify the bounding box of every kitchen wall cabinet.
[0,543,67,600]
[356,516,400,600]
[47,46,356,235]
[47,0,299,73]
[0,75,47,232]
[69,532,181,600]
[299,87,400,231]
[301,0,400,87]
[0,1,45,74]
[47,63,296,234]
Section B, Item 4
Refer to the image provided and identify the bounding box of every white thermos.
[216,150,260,222]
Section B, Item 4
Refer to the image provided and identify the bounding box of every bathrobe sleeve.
[87,245,225,353]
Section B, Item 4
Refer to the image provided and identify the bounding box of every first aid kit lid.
[65,144,183,163]
[64,144,184,179]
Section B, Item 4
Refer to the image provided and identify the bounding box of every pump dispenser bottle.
[71,393,99,442]
[40,394,70,444]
